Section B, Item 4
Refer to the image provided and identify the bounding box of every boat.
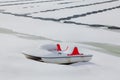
[23,44,93,64]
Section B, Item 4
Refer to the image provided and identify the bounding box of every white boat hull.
[24,53,92,64]
[41,55,92,64]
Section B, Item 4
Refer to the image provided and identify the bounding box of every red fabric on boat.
[68,47,83,56]
[56,44,62,51]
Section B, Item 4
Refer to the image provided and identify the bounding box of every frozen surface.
[0,0,120,80]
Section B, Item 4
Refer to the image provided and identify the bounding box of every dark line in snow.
[0,0,64,6]
[0,27,60,42]
[64,21,120,30]
[0,11,59,22]
[0,0,34,3]
[58,1,74,5]
[25,15,59,21]
[58,5,120,21]
[40,0,118,13]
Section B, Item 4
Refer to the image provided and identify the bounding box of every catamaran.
[23,44,93,64]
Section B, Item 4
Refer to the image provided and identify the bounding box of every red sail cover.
[56,44,62,51]
[68,47,82,56]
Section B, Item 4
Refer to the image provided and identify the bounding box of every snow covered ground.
[0,0,120,80]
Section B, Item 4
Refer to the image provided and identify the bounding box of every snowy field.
[0,0,120,80]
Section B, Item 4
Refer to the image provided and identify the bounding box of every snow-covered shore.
[0,32,120,80]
